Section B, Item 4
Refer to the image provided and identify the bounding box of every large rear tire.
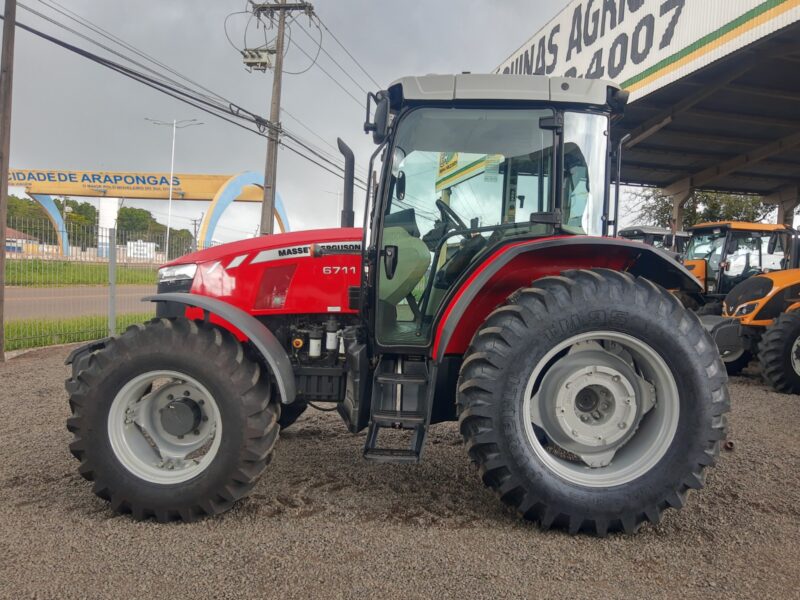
[457,269,729,536]
[66,318,279,522]
[757,312,800,394]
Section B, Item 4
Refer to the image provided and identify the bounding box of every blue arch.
[30,194,69,256]
[198,171,290,249]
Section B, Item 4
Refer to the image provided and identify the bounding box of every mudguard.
[144,292,296,404]
[433,236,702,360]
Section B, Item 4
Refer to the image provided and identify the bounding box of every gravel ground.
[1,345,798,600]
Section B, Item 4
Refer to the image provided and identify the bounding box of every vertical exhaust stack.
[337,138,355,228]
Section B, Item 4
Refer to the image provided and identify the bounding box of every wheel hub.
[531,348,655,468]
[160,398,202,437]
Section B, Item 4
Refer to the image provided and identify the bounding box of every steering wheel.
[436,199,468,231]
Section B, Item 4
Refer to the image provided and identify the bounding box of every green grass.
[5,259,157,286]
[4,312,154,352]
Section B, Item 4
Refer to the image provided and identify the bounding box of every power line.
[3,14,367,191]
[313,14,381,89]
[27,1,362,184]
[265,13,364,108]
[292,17,370,95]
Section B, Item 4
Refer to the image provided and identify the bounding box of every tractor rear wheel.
[66,318,279,522]
[457,269,729,536]
[757,312,800,394]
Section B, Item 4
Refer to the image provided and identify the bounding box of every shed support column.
[670,190,693,233]
[777,198,799,227]
[764,185,799,228]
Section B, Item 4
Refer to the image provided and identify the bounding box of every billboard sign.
[495,0,800,100]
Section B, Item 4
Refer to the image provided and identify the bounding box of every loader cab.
[682,222,796,299]
[362,75,625,349]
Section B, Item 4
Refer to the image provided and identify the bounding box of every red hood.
[164,227,363,267]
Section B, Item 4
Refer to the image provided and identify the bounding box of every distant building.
[5,226,36,253]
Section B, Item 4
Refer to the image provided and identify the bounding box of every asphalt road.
[0,346,798,599]
[4,285,154,320]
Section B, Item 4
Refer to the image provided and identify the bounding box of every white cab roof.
[389,74,618,106]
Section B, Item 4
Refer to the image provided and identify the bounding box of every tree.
[117,207,154,233]
[632,188,775,230]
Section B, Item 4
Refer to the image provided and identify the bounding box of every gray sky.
[7,0,563,241]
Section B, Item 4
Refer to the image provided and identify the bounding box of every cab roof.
[688,221,791,232]
[619,226,688,236]
[387,74,621,108]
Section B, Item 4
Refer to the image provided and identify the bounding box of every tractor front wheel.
[757,312,800,394]
[457,269,729,535]
[66,318,279,521]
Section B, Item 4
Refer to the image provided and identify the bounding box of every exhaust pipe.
[337,138,355,228]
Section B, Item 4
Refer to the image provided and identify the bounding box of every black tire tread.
[65,317,279,522]
[757,312,800,393]
[457,268,729,535]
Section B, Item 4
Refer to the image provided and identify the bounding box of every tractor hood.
[162,227,363,268]
[157,227,364,317]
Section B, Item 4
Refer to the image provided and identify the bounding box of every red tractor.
[65,74,728,536]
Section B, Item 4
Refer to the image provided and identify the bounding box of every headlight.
[734,302,757,317]
[158,264,198,283]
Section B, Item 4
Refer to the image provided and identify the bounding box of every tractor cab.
[682,221,796,304]
[363,75,624,349]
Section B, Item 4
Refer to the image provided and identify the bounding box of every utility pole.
[248,1,313,235]
[0,0,17,361]
[190,215,201,251]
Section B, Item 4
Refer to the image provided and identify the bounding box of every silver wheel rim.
[108,370,222,484]
[522,331,679,488]
[791,337,800,376]
[722,348,744,363]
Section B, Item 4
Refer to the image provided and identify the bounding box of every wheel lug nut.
[184,391,190,396]
[580,415,589,423]
[619,422,627,429]
[202,416,208,422]
[193,429,200,435]
[198,399,204,406]
[167,394,173,400]
[601,402,610,410]
[612,376,620,382]
[178,435,184,439]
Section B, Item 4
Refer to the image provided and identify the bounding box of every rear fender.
[433,237,701,359]
[145,292,296,404]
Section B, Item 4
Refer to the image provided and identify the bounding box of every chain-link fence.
[4,217,195,353]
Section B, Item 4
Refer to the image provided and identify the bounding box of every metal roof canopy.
[618,21,800,225]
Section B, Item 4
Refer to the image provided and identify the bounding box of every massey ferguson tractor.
[65,74,729,536]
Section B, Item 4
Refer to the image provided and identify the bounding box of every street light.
[145,117,203,260]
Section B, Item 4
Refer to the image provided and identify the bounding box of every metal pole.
[260,0,287,236]
[108,227,116,336]
[166,118,176,261]
[0,0,17,361]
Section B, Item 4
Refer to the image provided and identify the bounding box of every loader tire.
[457,269,729,536]
[66,317,279,522]
[722,349,752,376]
[757,312,800,394]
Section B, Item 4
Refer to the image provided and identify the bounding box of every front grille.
[157,278,193,294]
[724,277,773,313]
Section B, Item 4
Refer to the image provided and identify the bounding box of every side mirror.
[663,234,674,249]
[767,233,779,255]
[396,171,406,201]
[364,91,391,144]
[383,245,398,280]
[726,238,739,254]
